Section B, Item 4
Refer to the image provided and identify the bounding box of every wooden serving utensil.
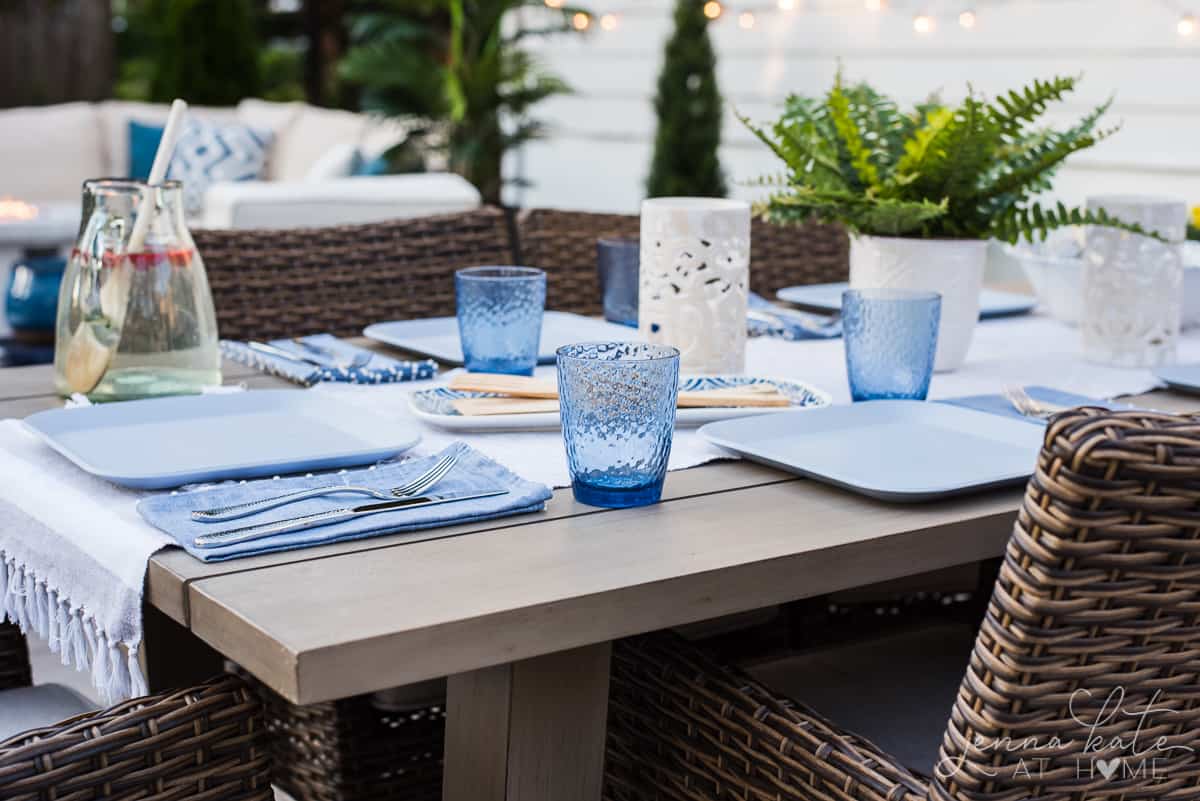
[447,373,791,414]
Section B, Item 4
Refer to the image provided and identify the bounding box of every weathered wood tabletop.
[3,340,1196,801]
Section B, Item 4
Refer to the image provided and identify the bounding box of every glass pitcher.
[54,179,221,400]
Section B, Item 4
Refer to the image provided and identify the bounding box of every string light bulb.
[1179,13,1197,36]
[739,11,755,28]
[958,9,976,29]
[703,1,723,19]
[571,11,590,30]
[913,13,935,34]
[865,0,887,11]
[544,0,564,7]
[599,13,618,31]
[778,0,797,10]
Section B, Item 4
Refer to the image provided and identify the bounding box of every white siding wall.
[509,0,1200,214]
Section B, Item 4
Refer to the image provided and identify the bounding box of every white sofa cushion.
[97,100,241,178]
[200,172,481,229]
[0,103,105,204]
[303,142,360,182]
[265,105,371,182]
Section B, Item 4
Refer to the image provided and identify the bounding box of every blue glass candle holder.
[455,266,546,375]
[843,289,941,401]
[557,342,680,508]
[596,238,639,327]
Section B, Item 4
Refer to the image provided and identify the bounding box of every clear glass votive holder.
[843,289,941,402]
[596,238,639,327]
[455,266,546,375]
[1082,195,1188,367]
[557,342,680,508]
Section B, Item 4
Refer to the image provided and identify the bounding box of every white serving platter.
[775,282,1036,319]
[408,375,832,432]
[364,311,636,366]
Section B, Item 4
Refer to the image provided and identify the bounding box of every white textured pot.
[849,235,988,372]
[639,197,750,374]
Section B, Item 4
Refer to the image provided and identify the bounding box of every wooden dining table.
[3,341,1198,801]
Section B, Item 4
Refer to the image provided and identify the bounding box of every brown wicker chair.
[194,207,516,342]
[516,208,850,313]
[605,408,1200,801]
[0,674,272,801]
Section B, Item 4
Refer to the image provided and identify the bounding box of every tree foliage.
[646,0,727,198]
[148,0,262,105]
[339,0,584,204]
[741,75,1153,242]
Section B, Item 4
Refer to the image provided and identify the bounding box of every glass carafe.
[54,179,220,400]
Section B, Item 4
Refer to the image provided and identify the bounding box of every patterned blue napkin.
[939,386,1138,424]
[747,293,842,340]
[220,334,437,387]
[136,444,552,562]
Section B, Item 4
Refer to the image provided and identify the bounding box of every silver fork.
[190,446,464,522]
[1002,385,1068,420]
[248,341,373,371]
[291,338,374,370]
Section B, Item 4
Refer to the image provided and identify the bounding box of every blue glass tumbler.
[843,289,941,401]
[455,266,546,375]
[557,342,680,508]
[596,239,639,327]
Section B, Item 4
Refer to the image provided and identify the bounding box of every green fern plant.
[741,75,1151,242]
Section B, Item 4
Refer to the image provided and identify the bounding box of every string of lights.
[544,0,1198,38]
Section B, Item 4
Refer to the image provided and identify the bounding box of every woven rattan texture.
[252,681,444,801]
[932,408,1200,801]
[0,674,272,801]
[0,623,30,692]
[604,632,929,801]
[194,208,516,342]
[517,209,850,316]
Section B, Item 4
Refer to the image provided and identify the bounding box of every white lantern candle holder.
[638,197,750,374]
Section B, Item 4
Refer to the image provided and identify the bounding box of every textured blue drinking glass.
[557,342,680,508]
[843,289,941,401]
[596,239,639,327]
[455,266,546,375]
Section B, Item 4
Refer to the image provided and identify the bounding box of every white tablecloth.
[318,312,1193,489]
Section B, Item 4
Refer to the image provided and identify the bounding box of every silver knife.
[193,488,510,549]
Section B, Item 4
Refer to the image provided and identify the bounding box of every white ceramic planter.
[849,234,988,372]
[639,197,750,374]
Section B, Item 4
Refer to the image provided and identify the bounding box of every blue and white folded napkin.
[137,444,552,562]
[221,334,437,386]
[747,293,842,341]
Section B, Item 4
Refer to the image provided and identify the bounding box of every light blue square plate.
[363,311,635,366]
[1154,364,1200,395]
[699,400,1046,502]
[23,390,421,489]
[776,282,1035,319]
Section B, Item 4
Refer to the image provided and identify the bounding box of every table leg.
[142,604,225,692]
[443,641,612,801]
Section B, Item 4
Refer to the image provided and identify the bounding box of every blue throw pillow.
[350,150,390,177]
[167,117,273,216]
[128,120,165,181]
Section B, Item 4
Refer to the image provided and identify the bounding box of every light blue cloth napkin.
[220,334,437,386]
[939,386,1137,424]
[747,292,842,340]
[136,444,552,562]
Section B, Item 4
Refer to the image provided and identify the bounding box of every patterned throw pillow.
[167,118,273,216]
